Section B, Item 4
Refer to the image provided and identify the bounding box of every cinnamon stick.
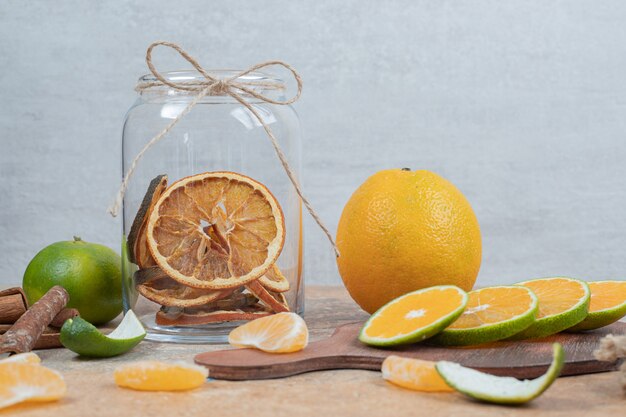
[50,308,80,328]
[0,287,28,324]
[0,286,69,354]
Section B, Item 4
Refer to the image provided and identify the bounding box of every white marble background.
[1,1,626,287]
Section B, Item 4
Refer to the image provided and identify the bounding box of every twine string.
[108,41,339,257]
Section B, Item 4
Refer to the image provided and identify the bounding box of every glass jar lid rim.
[138,69,283,84]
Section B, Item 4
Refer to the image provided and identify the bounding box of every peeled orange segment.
[0,362,66,410]
[359,285,468,347]
[147,171,285,290]
[156,304,272,326]
[432,286,538,346]
[568,280,626,331]
[510,277,590,340]
[382,356,453,392]
[228,312,308,353]
[127,175,168,268]
[0,352,41,365]
[258,264,290,293]
[135,267,233,308]
[114,361,208,392]
[246,280,290,313]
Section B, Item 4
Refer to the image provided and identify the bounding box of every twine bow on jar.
[108,41,339,257]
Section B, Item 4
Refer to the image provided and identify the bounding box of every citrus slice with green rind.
[436,343,564,404]
[508,277,590,340]
[432,285,538,346]
[359,285,468,347]
[568,280,626,332]
[60,310,146,357]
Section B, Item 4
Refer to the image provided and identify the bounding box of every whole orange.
[336,169,482,314]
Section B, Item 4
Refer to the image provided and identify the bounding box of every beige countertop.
[6,286,625,417]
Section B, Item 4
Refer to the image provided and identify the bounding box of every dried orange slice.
[258,265,290,293]
[228,312,308,353]
[128,175,168,268]
[246,280,290,312]
[147,171,285,290]
[0,362,66,410]
[156,304,272,326]
[114,361,208,391]
[382,356,453,392]
[135,267,234,308]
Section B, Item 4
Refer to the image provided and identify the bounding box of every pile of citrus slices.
[127,172,291,326]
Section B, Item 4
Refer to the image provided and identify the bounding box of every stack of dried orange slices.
[127,172,291,326]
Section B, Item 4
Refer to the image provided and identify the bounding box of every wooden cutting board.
[195,321,625,380]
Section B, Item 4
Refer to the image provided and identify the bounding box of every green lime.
[508,277,590,340]
[432,286,538,346]
[568,280,626,332]
[359,285,468,347]
[23,237,122,325]
[436,343,564,405]
[60,310,146,357]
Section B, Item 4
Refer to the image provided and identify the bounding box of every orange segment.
[0,363,66,410]
[382,356,453,392]
[228,312,308,353]
[114,361,208,391]
[147,172,285,290]
[359,286,468,346]
[0,352,41,365]
[587,281,626,312]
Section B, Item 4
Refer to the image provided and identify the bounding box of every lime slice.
[436,343,564,404]
[568,280,626,331]
[359,286,468,347]
[509,277,590,340]
[60,310,146,357]
[432,286,538,346]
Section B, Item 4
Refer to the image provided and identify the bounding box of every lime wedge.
[436,343,564,405]
[432,286,538,346]
[60,310,146,358]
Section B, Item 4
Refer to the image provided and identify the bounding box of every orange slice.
[511,277,590,339]
[382,356,453,392]
[258,265,290,293]
[359,285,468,346]
[228,312,308,353]
[135,267,233,308]
[0,362,66,410]
[114,361,208,391]
[147,171,285,290]
[246,280,290,313]
[432,286,538,346]
[156,304,272,326]
[569,280,626,331]
[128,175,168,268]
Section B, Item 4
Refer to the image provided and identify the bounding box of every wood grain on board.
[195,321,626,380]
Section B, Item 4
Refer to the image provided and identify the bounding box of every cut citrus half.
[127,174,168,268]
[0,362,66,410]
[228,312,308,353]
[432,286,538,346]
[258,265,290,293]
[510,277,590,340]
[135,267,234,308]
[382,356,453,392]
[60,310,146,358]
[568,280,626,331]
[0,352,41,365]
[436,343,564,404]
[246,280,290,313]
[146,171,285,290]
[114,361,208,391]
[359,285,468,347]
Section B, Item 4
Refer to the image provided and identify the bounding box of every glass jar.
[120,70,304,343]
